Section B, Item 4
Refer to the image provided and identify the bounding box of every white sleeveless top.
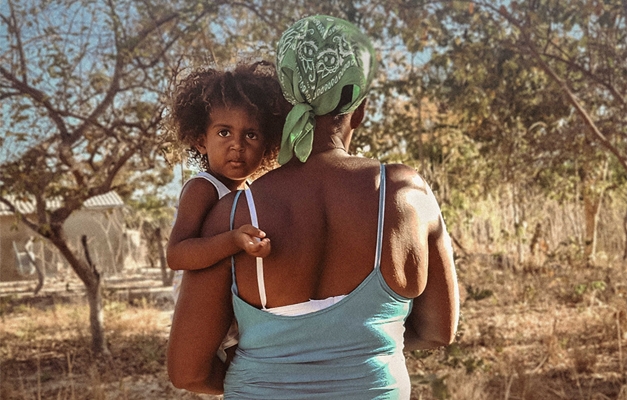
[171,171,231,303]
[181,171,231,199]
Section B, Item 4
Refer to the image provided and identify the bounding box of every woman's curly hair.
[169,61,291,172]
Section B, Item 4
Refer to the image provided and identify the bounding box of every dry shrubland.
[1,256,626,399]
[408,255,627,399]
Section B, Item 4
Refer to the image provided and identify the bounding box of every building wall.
[0,208,129,282]
[0,215,34,281]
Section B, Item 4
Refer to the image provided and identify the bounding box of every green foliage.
[443,342,486,375]
[466,285,493,301]
[546,236,586,267]
[104,300,128,316]
[411,373,451,400]
[363,0,627,222]
[573,280,607,297]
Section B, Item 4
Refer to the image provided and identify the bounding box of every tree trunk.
[23,237,45,294]
[623,208,627,261]
[80,235,109,355]
[85,278,109,355]
[49,231,110,355]
[27,251,45,295]
[156,227,173,286]
[579,157,609,265]
[583,193,602,263]
[511,183,525,268]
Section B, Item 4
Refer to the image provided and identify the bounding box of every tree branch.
[541,50,626,108]
[230,1,283,34]
[0,66,70,138]
[7,0,28,84]
[478,2,627,172]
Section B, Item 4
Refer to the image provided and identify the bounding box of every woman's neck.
[309,114,352,156]
[308,136,347,157]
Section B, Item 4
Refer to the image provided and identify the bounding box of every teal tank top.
[224,165,413,399]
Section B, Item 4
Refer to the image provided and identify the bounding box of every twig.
[81,235,97,278]
[504,373,515,400]
[618,310,624,381]
[17,365,27,398]
[530,353,549,374]
[37,346,42,400]
[547,387,569,399]
[67,351,76,400]
[449,233,468,256]
[572,364,584,400]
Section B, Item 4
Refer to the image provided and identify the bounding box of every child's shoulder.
[178,174,224,209]
[181,172,231,199]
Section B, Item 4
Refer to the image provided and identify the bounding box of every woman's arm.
[167,179,269,271]
[404,213,459,351]
[167,261,233,393]
[386,167,458,351]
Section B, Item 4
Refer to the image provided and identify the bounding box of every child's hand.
[234,224,271,258]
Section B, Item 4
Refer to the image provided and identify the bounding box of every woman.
[168,15,459,399]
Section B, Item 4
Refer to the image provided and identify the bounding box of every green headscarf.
[276,15,376,164]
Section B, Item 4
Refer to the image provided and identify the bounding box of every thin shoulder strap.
[374,164,386,271]
[230,190,244,296]
[229,189,267,309]
[244,189,267,310]
[230,167,385,304]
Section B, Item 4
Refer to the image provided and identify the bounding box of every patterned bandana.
[276,15,376,164]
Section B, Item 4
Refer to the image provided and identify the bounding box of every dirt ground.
[0,270,219,400]
[1,262,627,399]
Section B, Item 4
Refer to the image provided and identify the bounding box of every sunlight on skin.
[404,173,460,335]
[404,174,440,224]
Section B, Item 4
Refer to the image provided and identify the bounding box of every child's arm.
[167,179,270,271]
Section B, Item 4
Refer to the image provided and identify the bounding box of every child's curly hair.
[169,61,290,172]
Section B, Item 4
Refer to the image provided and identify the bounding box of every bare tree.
[125,193,175,286]
[386,0,627,261]
[0,0,234,354]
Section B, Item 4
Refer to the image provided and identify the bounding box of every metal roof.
[0,191,124,216]
[82,191,124,209]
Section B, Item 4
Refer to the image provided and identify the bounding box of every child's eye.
[247,132,260,140]
[218,130,231,137]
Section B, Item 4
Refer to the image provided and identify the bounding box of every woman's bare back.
[206,151,432,309]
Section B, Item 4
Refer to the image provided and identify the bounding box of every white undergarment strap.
[244,189,267,309]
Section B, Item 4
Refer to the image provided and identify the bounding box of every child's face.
[196,105,266,190]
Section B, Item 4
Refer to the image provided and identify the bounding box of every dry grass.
[406,256,627,400]
[1,258,626,400]
[0,293,215,400]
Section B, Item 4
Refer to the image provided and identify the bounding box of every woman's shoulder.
[384,163,442,223]
[383,163,428,188]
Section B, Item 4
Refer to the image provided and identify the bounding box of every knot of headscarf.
[276,15,376,164]
[278,103,315,165]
